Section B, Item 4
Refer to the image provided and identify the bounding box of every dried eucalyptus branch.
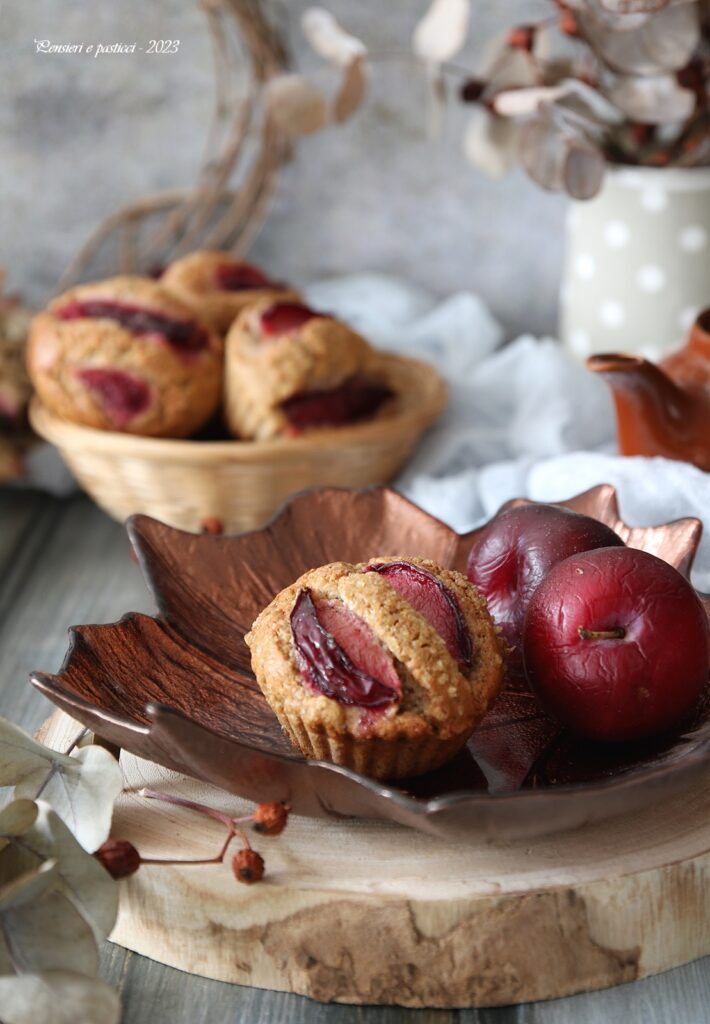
[451,0,710,196]
[0,713,292,1021]
[0,717,124,1023]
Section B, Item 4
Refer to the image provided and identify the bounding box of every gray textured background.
[2,0,564,338]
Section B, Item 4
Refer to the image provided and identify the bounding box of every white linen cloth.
[305,275,710,593]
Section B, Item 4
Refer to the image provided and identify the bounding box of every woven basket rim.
[29,353,447,464]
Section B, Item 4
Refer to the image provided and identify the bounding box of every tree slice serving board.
[40,710,710,1009]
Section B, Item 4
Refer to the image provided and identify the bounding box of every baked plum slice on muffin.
[54,298,210,353]
[246,557,505,779]
[161,249,299,334]
[27,276,223,437]
[224,299,395,440]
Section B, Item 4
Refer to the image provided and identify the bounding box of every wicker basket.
[29,354,446,533]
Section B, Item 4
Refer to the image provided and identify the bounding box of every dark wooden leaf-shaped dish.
[31,485,710,839]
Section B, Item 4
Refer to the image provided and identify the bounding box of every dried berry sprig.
[94,791,290,885]
[200,516,224,535]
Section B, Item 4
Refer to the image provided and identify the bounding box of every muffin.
[27,276,223,438]
[247,556,505,779]
[224,299,394,440]
[161,250,299,334]
[0,287,33,482]
[0,290,32,430]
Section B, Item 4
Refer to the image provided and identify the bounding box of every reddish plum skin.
[314,597,401,696]
[75,368,151,427]
[290,588,399,708]
[260,302,318,337]
[523,546,710,742]
[365,560,472,671]
[215,262,274,292]
[467,504,623,673]
[282,378,392,432]
[55,300,208,353]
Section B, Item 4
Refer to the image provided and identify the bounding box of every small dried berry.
[253,802,289,837]
[460,78,486,103]
[559,8,578,36]
[95,839,141,879]
[650,149,671,167]
[233,848,265,884]
[200,516,223,535]
[507,26,535,51]
[631,123,652,145]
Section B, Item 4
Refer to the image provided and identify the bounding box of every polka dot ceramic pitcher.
[560,166,710,362]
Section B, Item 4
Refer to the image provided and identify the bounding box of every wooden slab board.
[40,710,710,1009]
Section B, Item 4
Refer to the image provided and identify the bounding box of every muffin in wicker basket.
[224,299,395,440]
[28,276,223,438]
[27,266,446,532]
[0,281,33,481]
[161,250,299,334]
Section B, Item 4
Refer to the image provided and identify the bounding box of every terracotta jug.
[587,309,710,471]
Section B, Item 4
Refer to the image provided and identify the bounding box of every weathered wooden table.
[2,487,709,1023]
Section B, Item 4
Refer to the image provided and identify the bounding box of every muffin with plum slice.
[246,556,505,779]
[161,250,299,334]
[27,276,223,437]
[224,299,395,440]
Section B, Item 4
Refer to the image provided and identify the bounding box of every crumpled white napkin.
[305,274,710,593]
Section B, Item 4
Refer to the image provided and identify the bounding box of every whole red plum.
[467,503,624,673]
[523,546,710,742]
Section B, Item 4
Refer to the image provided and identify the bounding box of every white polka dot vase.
[560,166,710,362]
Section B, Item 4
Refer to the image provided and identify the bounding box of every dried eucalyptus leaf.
[0,800,38,838]
[599,0,672,12]
[608,72,696,122]
[14,745,123,852]
[0,719,73,786]
[413,0,471,64]
[334,56,367,123]
[556,79,625,123]
[264,74,329,136]
[579,0,655,29]
[0,972,120,1024]
[532,22,585,76]
[478,29,510,77]
[582,1,699,73]
[563,140,606,197]
[493,85,567,117]
[488,48,538,92]
[642,2,700,71]
[0,887,99,977]
[302,7,366,67]
[518,117,568,191]
[0,858,57,910]
[6,804,118,943]
[463,107,518,178]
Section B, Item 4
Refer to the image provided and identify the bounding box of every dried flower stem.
[139,787,256,834]
[137,788,258,869]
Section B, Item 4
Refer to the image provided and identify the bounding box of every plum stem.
[578,626,626,641]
